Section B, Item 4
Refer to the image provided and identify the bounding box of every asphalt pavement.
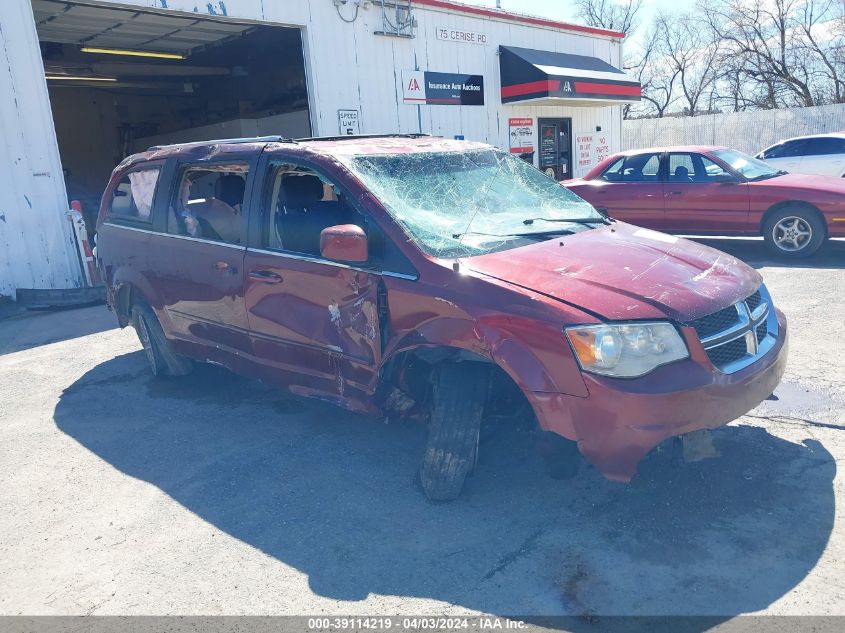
[0,238,843,618]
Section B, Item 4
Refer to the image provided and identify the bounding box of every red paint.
[501,79,561,98]
[97,137,788,483]
[573,81,642,96]
[412,0,626,39]
[320,224,369,263]
[567,146,845,237]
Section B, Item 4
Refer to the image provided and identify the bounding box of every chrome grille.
[692,305,742,340]
[688,285,778,373]
[706,337,747,368]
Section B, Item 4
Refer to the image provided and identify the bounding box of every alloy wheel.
[772,216,812,252]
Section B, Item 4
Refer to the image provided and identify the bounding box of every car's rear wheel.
[419,362,490,502]
[131,300,193,377]
[763,207,825,258]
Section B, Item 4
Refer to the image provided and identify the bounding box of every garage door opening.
[34,0,311,230]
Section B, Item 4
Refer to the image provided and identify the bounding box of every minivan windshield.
[340,148,603,258]
[712,149,783,181]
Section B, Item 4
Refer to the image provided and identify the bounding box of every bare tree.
[635,24,681,118]
[655,12,721,115]
[798,0,845,103]
[575,0,649,118]
[700,0,841,108]
[574,0,644,34]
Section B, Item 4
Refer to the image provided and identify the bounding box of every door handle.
[249,270,283,284]
[669,191,683,195]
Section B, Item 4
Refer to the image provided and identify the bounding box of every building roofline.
[413,0,626,40]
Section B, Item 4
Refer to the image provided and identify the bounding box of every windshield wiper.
[451,230,517,239]
[521,216,610,226]
[511,229,580,238]
[451,228,582,240]
[747,171,786,182]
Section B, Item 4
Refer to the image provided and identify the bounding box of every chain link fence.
[623,103,845,154]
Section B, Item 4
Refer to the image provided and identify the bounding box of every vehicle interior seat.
[276,174,356,256]
[671,165,693,182]
[186,198,241,243]
[215,174,246,209]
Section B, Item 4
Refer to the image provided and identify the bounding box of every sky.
[459,0,679,46]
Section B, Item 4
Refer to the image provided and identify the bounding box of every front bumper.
[529,309,788,481]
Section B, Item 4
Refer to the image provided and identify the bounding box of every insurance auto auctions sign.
[402,70,484,105]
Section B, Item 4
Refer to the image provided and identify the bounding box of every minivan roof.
[129,134,493,166]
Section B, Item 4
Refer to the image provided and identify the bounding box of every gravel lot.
[0,238,843,618]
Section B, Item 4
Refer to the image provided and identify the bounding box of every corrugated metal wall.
[1,0,626,297]
[76,0,627,173]
[623,104,845,154]
[0,0,82,298]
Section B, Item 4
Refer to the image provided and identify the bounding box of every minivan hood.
[467,222,761,323]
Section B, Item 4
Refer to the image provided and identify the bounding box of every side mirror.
[320,224,368,263]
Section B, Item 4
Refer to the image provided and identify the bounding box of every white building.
[0,0,638,298]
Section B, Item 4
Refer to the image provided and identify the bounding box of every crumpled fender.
[381,312,588,400]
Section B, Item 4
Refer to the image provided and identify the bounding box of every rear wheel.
[419,362,490,501]
[131,301,193,377]
[763,207,825,258]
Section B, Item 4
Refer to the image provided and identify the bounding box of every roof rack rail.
[295,133,432,142]
[148,135,293,151]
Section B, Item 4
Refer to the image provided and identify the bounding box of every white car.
[757,132,845,178]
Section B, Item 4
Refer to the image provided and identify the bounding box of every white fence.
[623,103,845,155]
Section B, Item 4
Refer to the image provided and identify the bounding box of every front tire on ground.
[763,206,825,258]
[131,301,193,377]
[419,362,491,501]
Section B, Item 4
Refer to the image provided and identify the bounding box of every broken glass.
[340,148,602,258]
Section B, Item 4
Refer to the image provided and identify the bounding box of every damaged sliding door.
[243,250,383,402]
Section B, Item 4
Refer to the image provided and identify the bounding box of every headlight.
[565,322,688,378]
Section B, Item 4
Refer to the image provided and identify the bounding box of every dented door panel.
[243,250,381,403]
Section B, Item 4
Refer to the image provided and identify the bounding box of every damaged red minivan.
[96,134,787,500]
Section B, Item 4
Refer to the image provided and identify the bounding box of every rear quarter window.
[108,167,161,223]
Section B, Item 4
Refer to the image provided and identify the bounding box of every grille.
[691,305,739,340]
[706,337,748,369]
[687,285,774,373]
[745,290,763,313]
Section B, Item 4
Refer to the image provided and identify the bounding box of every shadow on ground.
[54,352,836,622]
[689,237,845,269]
[0,304,116,355]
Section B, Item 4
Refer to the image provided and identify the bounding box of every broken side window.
[110,167,160,223]
[167,164,249,245]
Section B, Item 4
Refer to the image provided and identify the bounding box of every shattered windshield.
[340,148,602,258]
